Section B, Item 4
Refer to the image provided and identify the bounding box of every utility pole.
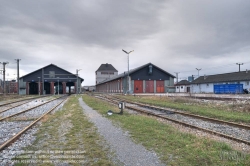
[236,63,243,72]
[0,62,9,95]
[196,68,201,77]
[76,69,82,94]
[174,72,180,84]
[15,59,21,95]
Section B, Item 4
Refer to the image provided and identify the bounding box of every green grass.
[83,94,250,165]
[117,95,250,124]
[13,95,114,166]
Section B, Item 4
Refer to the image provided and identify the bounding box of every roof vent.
[246,69,248,73]
[204,74,208,80]
[106,63,108,67]
[148,65,153,75]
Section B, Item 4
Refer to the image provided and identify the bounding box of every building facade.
[19,64,84,95]
[96,63,176,93]
[96,63,118,84]
[191,71,250,93]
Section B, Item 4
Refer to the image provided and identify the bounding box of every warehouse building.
[19,64,84,95]
[190,70,250,93]
[96,63,175,93]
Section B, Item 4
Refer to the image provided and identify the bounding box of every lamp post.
[76,69,82,94]
[57,77,59,95]
[122,49,134,94]
[196,68,201,77]
[38,77,40,95]
[236,63,243,72]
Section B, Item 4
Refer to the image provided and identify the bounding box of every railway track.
[111,96,250,130]
[0,96,63,121]
[97,95,250,146]
[0,95,68,151]
[0,96,48,114]
[0,96,47,107]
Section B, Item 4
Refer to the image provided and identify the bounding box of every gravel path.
[79,98,165,166]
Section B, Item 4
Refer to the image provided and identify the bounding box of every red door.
[134,80,143,93]
[156,80,164,93]
[146,80,154,93]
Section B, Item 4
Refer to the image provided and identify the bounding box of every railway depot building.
[19,64,84,95]
[96,63,175,93]
[190,70,250,93]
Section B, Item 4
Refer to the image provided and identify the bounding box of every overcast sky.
[1,0,250,85]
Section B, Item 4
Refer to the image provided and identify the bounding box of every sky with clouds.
[1,0,250,85]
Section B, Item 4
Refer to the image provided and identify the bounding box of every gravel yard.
[0,99,65,165]
[0,99,48,118]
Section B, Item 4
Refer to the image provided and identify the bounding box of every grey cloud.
[163,0,250,56]
[0,0,166,48]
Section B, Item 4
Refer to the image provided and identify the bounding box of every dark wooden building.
[19,64,84,95]
[96,63,175,93]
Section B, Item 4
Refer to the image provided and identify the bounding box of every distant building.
[191,70,250,93]
[5,80,18,93]
[95,63,118,84]
[83,85,96,92]
[175,80,191,93]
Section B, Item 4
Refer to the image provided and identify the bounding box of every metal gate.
[134,80,143,93]
[156,80,164,93]
[146,80,154,93]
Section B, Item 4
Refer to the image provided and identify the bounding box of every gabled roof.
[191,70,250,84]
[175,80,191,85]
[20,64,84,81]
[97,62,175,85]
[96,63,118,72]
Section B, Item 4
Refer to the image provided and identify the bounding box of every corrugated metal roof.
[96,63,118,72]
[191,70,250,84]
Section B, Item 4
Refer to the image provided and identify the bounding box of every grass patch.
[14,95,114,166]
[117,95,250,124]
[83,95,250,165]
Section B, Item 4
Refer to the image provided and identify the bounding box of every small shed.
[175,80,191,93]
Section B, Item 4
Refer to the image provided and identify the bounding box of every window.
[49,71,55,78]
[246,81,249,86]
[207,84,209,87]
[181,86,183,89]
[176,86,179,89]
[101,72,114,75]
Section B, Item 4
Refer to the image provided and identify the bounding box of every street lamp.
[76,69,82,94]
[38,77,40,95]
[57,77,59,95]
[196,68,201,77]
[122,49,134,94]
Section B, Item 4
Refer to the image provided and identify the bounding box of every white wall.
[176,85,189,93]
[96,71,118,84]
[191,81,250,93]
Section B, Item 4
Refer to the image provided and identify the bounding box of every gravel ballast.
[79,98,165,166]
